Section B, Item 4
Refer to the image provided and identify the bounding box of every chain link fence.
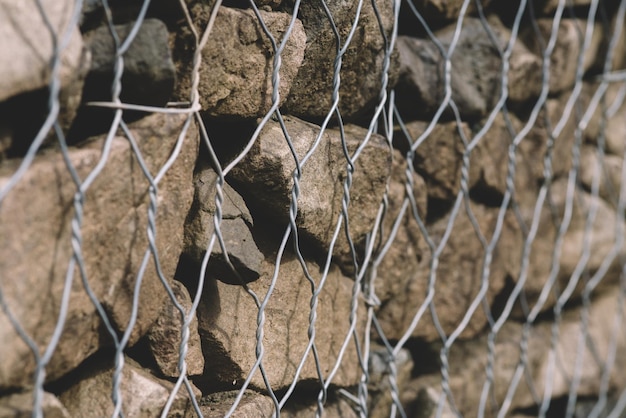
[1,0,626,417]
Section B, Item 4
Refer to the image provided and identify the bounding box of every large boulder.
[0,113,198,390]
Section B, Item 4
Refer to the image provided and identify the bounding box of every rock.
[229,116,391,267]
[0,391,70,418]
[521,179,626,314]
[147,280,204,377]
[435,289,626,416]
[401,379,457,418]
[368,347,414,418]
[395,17,542,120]
[579,145,623,209]
[282,396,358,418]
[198,6,306,118]
[520,19,603,94]
[191,390,275,418]
[0,0,86,103]
[195,257,365,390]
[0,0,90,155]
[0,113,198,390]
[82,19,175,107]
[184,165,263,284]
[369,150,427,318]
[535,0,593,14]
[395,120,470,201]
[374,202,522,342]
[584,81,626,157]
[282,0,399,121]
[59,357,200,417]
[406,0,493,21]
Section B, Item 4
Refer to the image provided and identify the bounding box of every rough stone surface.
[368,347,414,418]
[585,81,626,157]
[375,202,522,341]
[196,257,365,390]
[59,357,200,418]
[395,120,471,201]
[191,391,275,418]
[147,280,204,377]
[410,0,493,21]
[579,145,623,209]
[282,0,399,121]
[0,0,87,103]
[410,289,626,417]
[0,0,90,155]
[184,165,263,284]
[520,19,603,94]
[395,17,542,120]
[0,113,198,390]
[230,116,391,265]
[521,179,626,315]
[0,392,70,418]
[82,19,175,107]
[198,6,306,118]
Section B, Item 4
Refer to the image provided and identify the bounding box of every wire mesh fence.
[1,0,626,417]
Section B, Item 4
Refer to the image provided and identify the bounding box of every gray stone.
[59,357,200,418]
[0,113,198,390]
[198,6,306,118]
[230,116,391,266]
[0,391,70,418]
[184,166,263,284]
[147,280,205,377]
[396,17,542,120]
[196,257,365,389]
[82,19,175,106]
[282,0,399,121]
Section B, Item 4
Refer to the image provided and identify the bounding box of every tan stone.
[585,81,626,158]
[59,357,200,418]
[147,280,205,377]
[520,18,603,94]
[230,116,391,266]
[0,391,70,418]
[521,179,626,314]
[434,289,626,416]
[0,113,198,390]
[0,0,87,102]
[196,257,366,390]
[198,7,306,118]
[396,120,470,201]
[579,145,624,208]
[374,201,522,341]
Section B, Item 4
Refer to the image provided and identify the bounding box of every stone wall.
[1,0,625,417]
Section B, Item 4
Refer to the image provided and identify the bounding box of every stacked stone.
[0,0,625,417]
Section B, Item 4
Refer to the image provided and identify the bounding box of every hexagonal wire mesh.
[0,0,625,416]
